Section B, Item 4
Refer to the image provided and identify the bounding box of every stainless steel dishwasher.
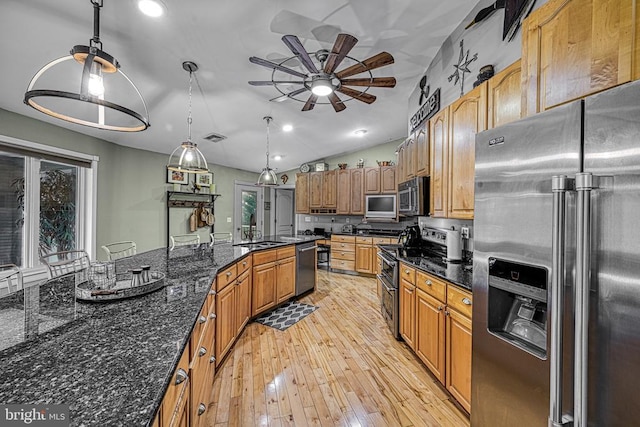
[295,241,317,296]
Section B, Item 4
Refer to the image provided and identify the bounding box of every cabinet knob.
[175,368,188,385]
[209,355,216,364]
[438,305,444,311]
[462,298,472,306]
[198,315,207,324]
[198,403,206,415]
[209,313,216,319]
[404,269,410,274]
[425,280,432,286]
[209,289,216,296]
[445,310,450,316]
[198,346,207,357]
[242,261,247,266]
[226,272,232,277]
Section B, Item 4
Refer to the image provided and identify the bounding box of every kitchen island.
[0,236,318,426]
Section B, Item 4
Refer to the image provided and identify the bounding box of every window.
[0,135,97,274]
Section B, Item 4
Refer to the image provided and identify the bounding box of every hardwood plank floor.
[206,270,470,427]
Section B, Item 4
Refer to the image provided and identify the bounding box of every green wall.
[0,108,257,259]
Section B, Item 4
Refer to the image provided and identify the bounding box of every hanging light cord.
[264,116,272,169]
[187,71,193,142]
[90,0,104,49]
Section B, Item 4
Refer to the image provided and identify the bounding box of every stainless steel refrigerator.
[472,79,640,426]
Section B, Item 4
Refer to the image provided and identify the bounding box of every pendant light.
[167,62,209,174]
[24,0,149,132]
[256,116,278,186]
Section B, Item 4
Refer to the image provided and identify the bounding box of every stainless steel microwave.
[398,176,429,216]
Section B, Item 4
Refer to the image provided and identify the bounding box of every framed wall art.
[167,169,189,184]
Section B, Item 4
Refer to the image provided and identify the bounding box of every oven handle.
[377,275,397,293]
[378,253,397,268]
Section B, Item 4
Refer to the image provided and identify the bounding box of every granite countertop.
[379,244,473,291]
[0,237,313,426]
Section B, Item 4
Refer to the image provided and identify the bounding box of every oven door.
[378,274,400,339]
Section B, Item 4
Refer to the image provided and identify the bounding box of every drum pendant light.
[167,61,209,174]
[23,0,149,132]
[256,116,278,186]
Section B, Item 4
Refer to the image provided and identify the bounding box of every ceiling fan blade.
[249,80,305,86]
[249,56,307,79]
[282,35,319,74]
[324,33,358,74]
[337,87,376,104]
[335,52,395,79]
[327,92,346,112]
[302,94,318,111]
[340,77,396,88]
[269,87,308,102]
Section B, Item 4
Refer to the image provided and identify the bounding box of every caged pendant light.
[24,0,149,132]
[256,116,278,186]
[167,61,209,175]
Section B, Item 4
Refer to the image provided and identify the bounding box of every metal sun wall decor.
[448,39,478,97]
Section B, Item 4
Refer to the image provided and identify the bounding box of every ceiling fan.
[249,33,396,112]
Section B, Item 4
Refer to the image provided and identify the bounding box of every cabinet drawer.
[416,270,446,303]
[190,303,210,360]
[331,235,356,243]
[162,348,190,427]
[400,263,416,284]
[355,236,373,244]
[216,264,237,291]
[332,250,356,261]
[331,259,355,271]
[237,256,252,275]
[372,237,394,245]
[332,242,355,252]
[253,249,277,265]
[447,285,473,318]
[277,245,295,259]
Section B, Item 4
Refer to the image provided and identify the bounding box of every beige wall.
[0,108,257,259]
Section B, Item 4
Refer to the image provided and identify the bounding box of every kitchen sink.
[234,240,283,249]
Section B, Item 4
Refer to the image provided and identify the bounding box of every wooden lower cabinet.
[276,255,296,303]
[252,260,277,316]
[446,307,472,413]
[215,283,236,364]
[235,269,251,333]
[355,244,373,273]
[416,289,446,383]
[253,247,296,314]
[399,277,416,350]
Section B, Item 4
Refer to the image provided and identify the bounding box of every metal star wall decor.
[448,39,478,97]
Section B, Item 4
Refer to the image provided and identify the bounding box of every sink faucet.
[247,213,256,242]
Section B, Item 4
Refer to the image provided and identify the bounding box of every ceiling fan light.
[138,0,165,17]
[311,79,333,96]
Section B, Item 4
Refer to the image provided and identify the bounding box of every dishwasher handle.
[298,245,318,253]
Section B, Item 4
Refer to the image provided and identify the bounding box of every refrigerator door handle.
[549,175,574,427]
[574,172,598,427]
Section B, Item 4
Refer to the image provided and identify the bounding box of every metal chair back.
[170,234,201,251]
[101,241,137,261]
[209,232,232,246]
[0,264,23,297]
[40,250,91,279]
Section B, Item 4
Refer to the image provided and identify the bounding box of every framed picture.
[197,173,213,186]
[167,169,189,184]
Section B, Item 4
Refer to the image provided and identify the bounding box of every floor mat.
[253,301,318,331]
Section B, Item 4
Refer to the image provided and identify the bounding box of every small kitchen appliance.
[421,226,462,262]
[341,224,353,234]
[398,225,421,248]
[398,176,429,216]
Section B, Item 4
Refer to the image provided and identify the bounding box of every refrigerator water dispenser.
[487,258,548,359]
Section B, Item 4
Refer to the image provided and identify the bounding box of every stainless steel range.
[377,250,399,339]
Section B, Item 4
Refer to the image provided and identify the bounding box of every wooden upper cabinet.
[522,0,639,116]
[350,168,365,215]
[336,169,351,214]
[380,166,396,193]
[415,123,429,176]
[364,167,381,194]
[488,59,522,129]
[429,107,449,218]
[295,173,309,214]
[404,137,416,180]
[396,143,405,183]
[448,82,487,220]
[309,172,323,208]
[322,170,337,208]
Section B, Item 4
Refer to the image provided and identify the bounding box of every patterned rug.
[254,301,318,331]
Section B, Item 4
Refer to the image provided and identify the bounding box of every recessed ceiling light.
[273,155,282,161]
[138,0,165,17]
[282,124,293,132]
[354,129,367,137]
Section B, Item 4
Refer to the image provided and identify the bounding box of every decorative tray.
[75,263,166,302]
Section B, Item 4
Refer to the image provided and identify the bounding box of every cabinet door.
[416,289,446,383]
[429,107,449,217]
[355,244,373,274]
[336,169,351,214]
[235,269,251,334]
[396,143,405,184]
[380,166,396,193]
[309,172,323,208]
[276,256,296,303]
[522,0,638,116]
[215,283,236,364]
[487,59,521,129]
[399,278,416,350]
[404,136,416,180]
[446,308,472,413]
[295,173,310,213]
[415,123,429,176]
[448,82,486,220]
[350,168,365,215]
[252,262,277,316]
[322,170,337,208]
[364,167,380,194]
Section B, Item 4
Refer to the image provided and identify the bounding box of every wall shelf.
[166,191,222,247]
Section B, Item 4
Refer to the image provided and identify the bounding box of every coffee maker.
[398,225,421,248]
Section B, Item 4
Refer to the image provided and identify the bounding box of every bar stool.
[317,244,330,269]
[101,241,137,261]
[170,234,200,251]
[0,264,23,297]
[39,250,91,280]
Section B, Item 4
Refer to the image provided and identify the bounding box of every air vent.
[202,132,227,143]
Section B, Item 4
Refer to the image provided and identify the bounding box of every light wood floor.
[206,270,470,427]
